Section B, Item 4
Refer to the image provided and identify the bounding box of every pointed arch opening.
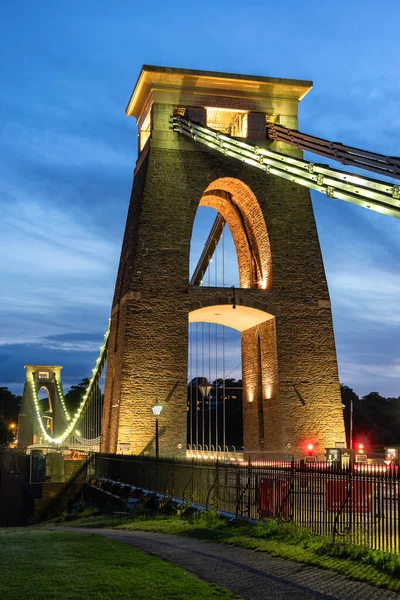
[190,177,272,289]
[38,386,53,436]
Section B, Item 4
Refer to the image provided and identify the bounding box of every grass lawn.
[59,509,400,593]
[0,528,240,600]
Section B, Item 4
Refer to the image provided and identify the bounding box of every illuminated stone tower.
[18,365,68,447]
[102,66,345,458]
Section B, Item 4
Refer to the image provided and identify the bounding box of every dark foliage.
[0,419,15,447]
[64,378,90,415]
[0,387,21,424]
[341,384,400,448]
[187,378,243,447]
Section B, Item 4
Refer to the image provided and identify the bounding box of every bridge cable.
[202,322,205,450]
[195,323,199,448]
[30,322,110,446]
[266,121,400,180]
[172,116,400,219]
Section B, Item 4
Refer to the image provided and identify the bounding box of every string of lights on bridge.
[31,322,110,445]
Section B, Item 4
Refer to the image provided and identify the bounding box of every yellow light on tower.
[258,278,267,289]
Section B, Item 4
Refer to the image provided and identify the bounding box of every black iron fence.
[94,454,400,552]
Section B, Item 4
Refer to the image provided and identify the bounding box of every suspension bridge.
[17,66,400,460]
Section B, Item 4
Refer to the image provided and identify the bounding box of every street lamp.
[152,399,163,458]
[349,396,354,450]
[198,381,212,399]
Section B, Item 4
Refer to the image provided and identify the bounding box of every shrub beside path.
[53,527,400,600]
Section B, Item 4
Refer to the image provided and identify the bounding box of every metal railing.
[186,445,245,462]
[94,454,400,552]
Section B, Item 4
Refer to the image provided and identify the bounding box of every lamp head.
[198,379,212,398]
[152,399,163,417]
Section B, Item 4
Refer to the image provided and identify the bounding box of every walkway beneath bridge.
[54,527,398,600]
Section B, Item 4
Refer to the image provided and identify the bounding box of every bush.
[316,540,400,577]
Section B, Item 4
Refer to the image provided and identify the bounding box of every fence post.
[247,458,251,518]
[235,465,240,518]
[333,463,352,543]
[290,455,295,520]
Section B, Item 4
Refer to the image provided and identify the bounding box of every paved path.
[55,527,399,600]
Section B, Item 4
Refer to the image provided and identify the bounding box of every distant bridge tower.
[102,66,346,458]
[18,365,68,447]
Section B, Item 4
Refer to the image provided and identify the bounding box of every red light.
[307,443,314,456]
[358,443,364,449]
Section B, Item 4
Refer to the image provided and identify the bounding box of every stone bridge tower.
[102,65,345,458]
[18,365,68,447]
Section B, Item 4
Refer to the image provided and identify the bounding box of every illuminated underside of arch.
[189,305,273,332]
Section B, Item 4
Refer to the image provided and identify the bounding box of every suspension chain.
[172,116,400,219]
[31,322,110,445]
[266,121,400,180]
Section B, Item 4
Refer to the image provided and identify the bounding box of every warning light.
[307,443,314,456]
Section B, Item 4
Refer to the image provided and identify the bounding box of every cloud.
[0,198,117,344]
[2,0,400,402]
[0,328,107,392]
[311,189,400,328]
[338,358,400,398]
[302,87,400,164]
[1,120,132,171]
[40,332,106,352]
[330,264,400,327]
[189,322,241,381]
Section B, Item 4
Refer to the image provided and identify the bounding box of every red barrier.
[259,478,289,518]
[326,479,372,514]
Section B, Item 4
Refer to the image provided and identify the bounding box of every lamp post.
[198,380,212,450]
[152,399,163,458]
[349,396,353,450]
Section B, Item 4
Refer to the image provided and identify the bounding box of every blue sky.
[1,0,400,397]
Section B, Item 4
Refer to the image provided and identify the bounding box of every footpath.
[54,527,400,599]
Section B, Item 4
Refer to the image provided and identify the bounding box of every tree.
[358,392,400,446]
[64,379,103,437]
[341,384,400,448]
[187,378,243,448]
[64,378,90,415]
[0,419,15,447]
[340,385,359,447]
[0,387,21,424]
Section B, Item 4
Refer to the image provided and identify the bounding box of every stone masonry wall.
[102,110,345,458]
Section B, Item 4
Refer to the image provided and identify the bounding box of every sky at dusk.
[1,0,400,398]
